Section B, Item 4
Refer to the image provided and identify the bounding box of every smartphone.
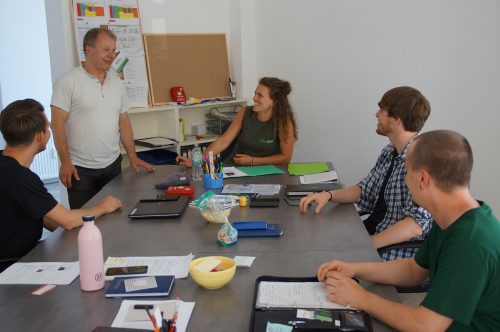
[105,265,148,276]
[250,198,280,208]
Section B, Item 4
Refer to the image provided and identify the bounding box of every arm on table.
[43,196,122,230]
[371,216,423,249]
[299,185,361,214]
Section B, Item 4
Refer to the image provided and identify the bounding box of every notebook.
[285,183,342,197]
[237,224,283,238]
[105,275,175,298]
[128,195,190,219]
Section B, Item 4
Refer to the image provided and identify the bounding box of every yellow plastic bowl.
[189,256,236,289]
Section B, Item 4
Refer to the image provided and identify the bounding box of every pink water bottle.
[78,215,105,291]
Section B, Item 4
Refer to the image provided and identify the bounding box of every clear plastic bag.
[195,191,232,223]
[217,222,238,247]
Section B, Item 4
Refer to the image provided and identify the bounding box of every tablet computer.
[128,195,189,219]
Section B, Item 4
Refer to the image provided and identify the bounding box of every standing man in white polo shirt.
[51,28,154,209]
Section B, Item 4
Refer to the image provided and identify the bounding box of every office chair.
[219,121,237,162]
[377,241,429,293]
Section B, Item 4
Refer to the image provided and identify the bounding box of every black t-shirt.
[0,151,58,260]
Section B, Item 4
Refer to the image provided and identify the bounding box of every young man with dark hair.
[317,130,500,331]
[300,86,433,260]
[0,99,122,268]
[51,27,154,209]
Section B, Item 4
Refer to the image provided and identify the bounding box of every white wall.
[46,0,500,215]
[252,0,500,215]
[0,0,53,111]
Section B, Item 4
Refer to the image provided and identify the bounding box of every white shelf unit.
[125,99,246,156]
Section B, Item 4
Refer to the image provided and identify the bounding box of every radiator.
[30,139,59,181]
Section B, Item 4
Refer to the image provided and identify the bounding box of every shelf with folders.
[126,100,246,157]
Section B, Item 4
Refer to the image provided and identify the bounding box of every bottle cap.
[82,215,95,222]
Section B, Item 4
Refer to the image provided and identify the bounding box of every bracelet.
[327,191,333,201]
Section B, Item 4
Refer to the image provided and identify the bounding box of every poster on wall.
[71,0,149,107]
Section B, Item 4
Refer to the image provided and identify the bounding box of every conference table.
[0,164,399,331]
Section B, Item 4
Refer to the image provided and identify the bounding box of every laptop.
[285,182,342,197]
[128,195,190,219]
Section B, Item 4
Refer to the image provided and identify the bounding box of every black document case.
[128,195,189,219]
[250,276,373,332]
[285,183,343,197]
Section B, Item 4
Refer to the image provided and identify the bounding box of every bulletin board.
[143,33,231,105]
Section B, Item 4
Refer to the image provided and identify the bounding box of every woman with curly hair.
[177,77,298,166]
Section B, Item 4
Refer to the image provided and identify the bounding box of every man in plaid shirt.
[300,86,432,260]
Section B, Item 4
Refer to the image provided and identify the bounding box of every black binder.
[250,276,373,332]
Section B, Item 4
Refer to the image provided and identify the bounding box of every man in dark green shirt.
[316,130,500,331]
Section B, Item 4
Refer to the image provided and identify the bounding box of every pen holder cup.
[204,173,223,189]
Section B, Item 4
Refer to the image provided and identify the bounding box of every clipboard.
[250,276,373,332]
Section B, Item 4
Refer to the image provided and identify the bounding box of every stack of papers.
[0,262,79,285]
[112,299,195,332]
[134,137,177,148]
[300,171,338,184]
[104,254,194,280]
[256,281,351,309]
[221,184,281,195]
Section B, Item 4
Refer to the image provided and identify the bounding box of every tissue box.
[191,124,207,135]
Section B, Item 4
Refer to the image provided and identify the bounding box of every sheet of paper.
[0,262,79,285]
[237,165,285,177]
[112,299,195,332]
[266,322,293,332]
[194,257,221,272]
[233,256,256,267]
[104,254,194,280]
[222,166,249,178]
[300,171,339,184]
[124,277,157,292]
[221,184,281,195]
[288,162,329,175]
[256,281,351,310]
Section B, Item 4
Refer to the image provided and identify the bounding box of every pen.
[145,308,158,330]
[169,297,180,332]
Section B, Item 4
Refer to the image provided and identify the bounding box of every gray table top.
[0,165,397,331]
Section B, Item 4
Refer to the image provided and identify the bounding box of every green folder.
[237,165,285,177]
[288,162,329,175]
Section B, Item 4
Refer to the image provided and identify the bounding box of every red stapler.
[166,185,195,197]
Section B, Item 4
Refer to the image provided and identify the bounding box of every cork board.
[143,33,231,105]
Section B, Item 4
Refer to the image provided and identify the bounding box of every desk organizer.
[204,173,223,189]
